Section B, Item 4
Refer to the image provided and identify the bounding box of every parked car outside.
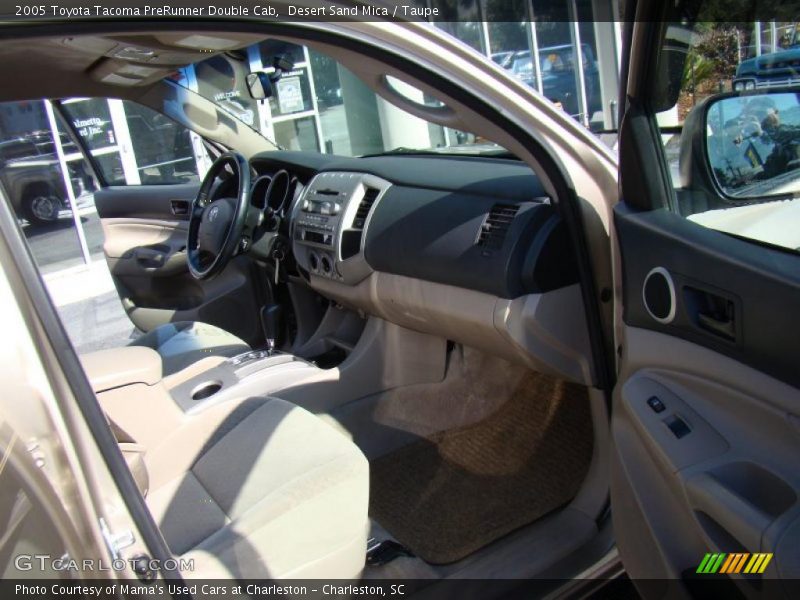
[0,132,91,226]
[507,43,601,123]
[734,23,800,90]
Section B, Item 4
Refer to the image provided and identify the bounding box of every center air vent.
[354,187,380,229]
[341,186,381,261]
[477,204,519,250]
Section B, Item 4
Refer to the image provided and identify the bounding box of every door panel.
[95,186,263,347]
[613,196,800,596]
[616,206,800,390]
[613,327,800,593]
[613,8,800,595]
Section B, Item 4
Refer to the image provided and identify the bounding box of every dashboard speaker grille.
[477,204,519,250]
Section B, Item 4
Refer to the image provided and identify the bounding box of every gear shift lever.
[260,304,283,354]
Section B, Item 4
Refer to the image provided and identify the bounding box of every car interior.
[4,4,800,597]
[0,24,618,584]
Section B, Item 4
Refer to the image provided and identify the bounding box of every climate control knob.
[320,255,332,274]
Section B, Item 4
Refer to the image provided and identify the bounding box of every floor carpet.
[369,370,593,564]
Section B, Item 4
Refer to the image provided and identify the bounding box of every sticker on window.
[277,76,304,114]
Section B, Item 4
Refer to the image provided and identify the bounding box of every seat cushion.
[146,398,369,579]
[129,321,249,375]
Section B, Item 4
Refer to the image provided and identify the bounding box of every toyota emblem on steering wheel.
[208,205,220,222]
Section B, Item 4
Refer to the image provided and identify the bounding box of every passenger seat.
[142,398,370,579]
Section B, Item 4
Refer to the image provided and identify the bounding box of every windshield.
[177,40,509,158]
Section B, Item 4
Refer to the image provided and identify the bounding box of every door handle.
[697,311,735,340]
[170,199,190,216]
[686,473,770,552]
[684,286,737,342]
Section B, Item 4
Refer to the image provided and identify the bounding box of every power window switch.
[647,396,666,413]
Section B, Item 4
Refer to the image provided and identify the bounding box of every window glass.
[0,100,100,273]
[60,98,124,186]
[124,103,198,185]
[274,116,320,152]
[200,38,512,156]
[432,0,485,54]
[268,66,314,117]
[59,100,201,186]
[194,54,259,129]
[650,3,800,253]
[531,2,584,121]
[258,39,306,69]
[186,39,511,159]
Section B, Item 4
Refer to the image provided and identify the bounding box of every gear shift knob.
[260,303,283,353]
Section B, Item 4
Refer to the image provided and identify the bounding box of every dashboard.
[246,151,592,385]
[250,151,578,299]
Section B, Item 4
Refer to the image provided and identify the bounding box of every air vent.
[342,186,381,261]
[477,204,519,250]
[353,187,380,229]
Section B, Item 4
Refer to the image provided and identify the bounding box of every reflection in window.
[259,39,306,69]
[274,116,320,152]
[123,102,198,185]
[0,100,96,271]
[431,0,485,53]
[60,99,117,151]
[311,49,353,155]
[194,55,258,128]
[268,67,314,117]
[57,100,126,185]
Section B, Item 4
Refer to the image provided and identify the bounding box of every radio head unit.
[292,172,391,284]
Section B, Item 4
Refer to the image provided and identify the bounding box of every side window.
[59,99,204,186]
[655,20,800,254]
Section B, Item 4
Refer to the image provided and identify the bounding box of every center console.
[291,171,390,285]
[169,350,320,414]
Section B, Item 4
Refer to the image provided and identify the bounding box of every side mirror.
[246,54,295,101]
[702,89,800,198]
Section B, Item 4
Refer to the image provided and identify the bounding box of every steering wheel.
[187,152,251,280]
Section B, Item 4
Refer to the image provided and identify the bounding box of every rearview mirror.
[704,90,800,198]
[246,72,272,100]
[246,54,295,101]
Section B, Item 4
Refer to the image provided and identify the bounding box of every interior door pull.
[697,311,735,340]
[685,285,737,341]
[170,199,189,215]
[686,473,771,552]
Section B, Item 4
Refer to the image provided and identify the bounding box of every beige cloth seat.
[145,398,370,579]
[129,321,250,375]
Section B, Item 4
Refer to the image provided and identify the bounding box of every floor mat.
[369,370,593,564]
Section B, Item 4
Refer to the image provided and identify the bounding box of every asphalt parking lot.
[21,203,105,274]
[19,199,137,354]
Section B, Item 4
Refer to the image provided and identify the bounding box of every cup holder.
[191,380,222,401]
